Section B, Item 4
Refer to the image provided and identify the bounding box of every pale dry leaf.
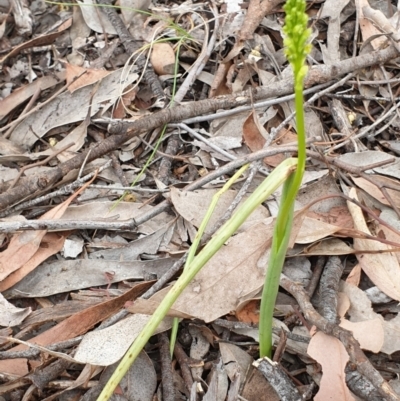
[180,62,214,85]
[307,331,356,401]
[304,238,354,256]
[169,219,275,322]
[0,292,31,327]
[357,0,386,49]
[338,150,395,169]
[131,218,276,323]
[0,233,66,292]
[170,187,270,237]
[319,0,351,64]
[89,223,172,260]
[297,174,346,214]
[0,283,151,375]
[346,263,362,286]
[339,318,384,352]
[70,3,92,45]
[53,119,89,162]
[0,136,25,156]
[110,351,156,401]
[77,0,117,34]
[340,281,400,354]
[4,258,175,298]
[347,188,400,300]
[74,314,172,365]
[295,216,342,244]
[379,224,400,265]
[120,0,151,25]
[203,360,229,401]
[337,292,351,318]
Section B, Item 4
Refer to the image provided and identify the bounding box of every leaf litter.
[1,0,400,399]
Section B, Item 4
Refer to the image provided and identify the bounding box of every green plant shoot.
[97,158,297,401]
[259,0,311,358]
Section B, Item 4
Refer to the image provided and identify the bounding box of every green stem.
[259,70,307,358]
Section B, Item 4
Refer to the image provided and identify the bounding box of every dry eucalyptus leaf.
[307,331,356,401]
[74,314,172,365]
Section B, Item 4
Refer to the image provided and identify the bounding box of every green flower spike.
[283,0,311,82]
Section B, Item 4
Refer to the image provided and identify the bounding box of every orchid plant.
[98,0,311,398]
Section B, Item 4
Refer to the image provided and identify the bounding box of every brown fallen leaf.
[0,178,93,282]
[307,331,356,401]
[340,281,400,355]
[242,111,266,153]
[295,216,342,244]
[242,111,297,167]
[170,187,270,237]
[0,233,65,292]
[346,263,362,286]
[0,281,153,375]
[66,63,111,93]
[0,71,66,120]
[352,175,400,208]
[357,0,387,50]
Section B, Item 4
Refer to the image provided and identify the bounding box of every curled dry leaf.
[77,0,117,34]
